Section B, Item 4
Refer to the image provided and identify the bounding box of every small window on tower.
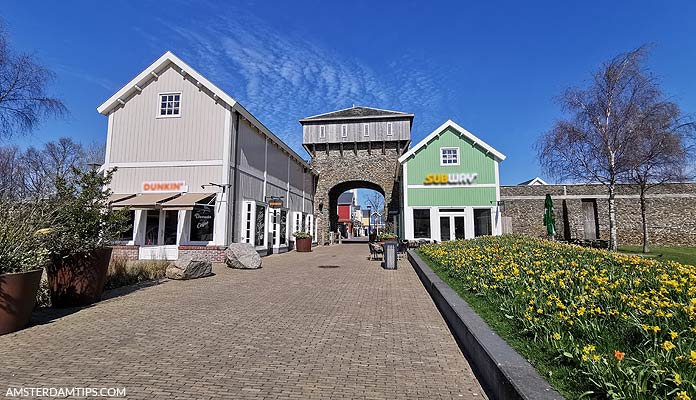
[341,125,348,138]
[319,126,326,138]
[387,123,393,136]
[363,124,369,137]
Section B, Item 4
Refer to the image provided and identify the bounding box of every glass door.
[454,216,466,240]
[440,217,451,241]
[439,210,467,242]
[163,210,178,245]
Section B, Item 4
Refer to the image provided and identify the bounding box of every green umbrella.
[543,194,556,238]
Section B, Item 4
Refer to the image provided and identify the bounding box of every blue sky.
[3,0,696,190]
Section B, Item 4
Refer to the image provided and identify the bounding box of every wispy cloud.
[134,5,452,156]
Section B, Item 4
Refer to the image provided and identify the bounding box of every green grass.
[618,245,696,267]
[416,250,588,399]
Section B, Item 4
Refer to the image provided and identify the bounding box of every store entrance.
[140,209,179,260]
[439,210,467,241]
[268,208,288,253]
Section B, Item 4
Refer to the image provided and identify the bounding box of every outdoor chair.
[369,242,384,261]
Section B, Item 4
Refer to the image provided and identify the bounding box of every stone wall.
[310,142,404,245]
[501,183,696,246]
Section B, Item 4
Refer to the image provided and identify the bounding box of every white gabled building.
[99,51,317,260]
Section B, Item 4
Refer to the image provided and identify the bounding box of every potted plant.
[44,168,129,308]
[0,202,52,335]
[378,232,398,244]
[293,231,313,252]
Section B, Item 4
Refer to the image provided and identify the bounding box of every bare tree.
[538,46,658,251]
[625,103,694,253]
[365,191,385,218]
[0,137,88,199]
[0,22,66,139]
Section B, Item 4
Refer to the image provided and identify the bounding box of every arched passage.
[328,180,385,233]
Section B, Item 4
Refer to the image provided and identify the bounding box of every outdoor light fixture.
[201,182,232,193]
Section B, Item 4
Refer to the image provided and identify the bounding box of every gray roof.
[300,106,414,122]
[337,192,354,204]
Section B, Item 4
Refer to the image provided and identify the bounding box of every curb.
[407,250,564,400]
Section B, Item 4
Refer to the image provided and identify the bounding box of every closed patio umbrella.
[543,194,556,239]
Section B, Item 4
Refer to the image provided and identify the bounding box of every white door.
[438,212,467,242]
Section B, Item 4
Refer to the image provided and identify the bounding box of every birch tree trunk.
[608,184,618,251]
[639,186,650,253]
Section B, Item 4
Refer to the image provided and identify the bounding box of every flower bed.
[419,235,695,400]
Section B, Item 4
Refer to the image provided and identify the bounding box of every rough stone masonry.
[501,182,696,246]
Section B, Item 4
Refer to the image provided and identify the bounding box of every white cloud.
[135,6,452,157]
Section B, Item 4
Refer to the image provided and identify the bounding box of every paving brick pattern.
[0,245,485,399]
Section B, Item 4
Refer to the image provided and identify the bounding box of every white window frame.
[363,124,369,137]
[292,211,302,234]
[440,147,460,166]
[319,125,326,139]
[184,205,215,245]
[341,125,348,138]
[241,200,268,249]
[387,122,393,136]
[157,92,182,118]
[306,214,314,241]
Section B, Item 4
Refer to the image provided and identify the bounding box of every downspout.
[230,110,241,242]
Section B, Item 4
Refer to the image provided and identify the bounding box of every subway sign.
[424,173,478,185]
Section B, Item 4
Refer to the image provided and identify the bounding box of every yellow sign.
[424,173,478,185]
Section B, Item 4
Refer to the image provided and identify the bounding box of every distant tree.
[625,103,694,253]
[0,22,66,139]
[538,45,660,251]
[365,191,385,219]
[0,137,91,199]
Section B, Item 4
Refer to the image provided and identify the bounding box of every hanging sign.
[266,197,284,208]
[424,173,478,185]
[142,181,188,193]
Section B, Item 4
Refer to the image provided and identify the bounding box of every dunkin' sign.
[142,181,188,193]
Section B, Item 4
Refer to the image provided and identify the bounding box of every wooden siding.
[406,127,497,185]
[109,64,226,163]
[110,166,221,194]
[238,119,267,176]
[407,187,497,207]
[302,118,411,144]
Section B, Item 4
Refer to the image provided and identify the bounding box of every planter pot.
[380,238,397,245]
[0,269,43,335]
[295,238,312,252]
[47,248,112,308]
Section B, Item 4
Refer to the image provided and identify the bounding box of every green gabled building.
[398,120,506,241]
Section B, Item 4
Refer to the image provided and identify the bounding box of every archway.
[328,180,385,235]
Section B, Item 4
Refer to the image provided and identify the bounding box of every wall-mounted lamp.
[201,182,232,193]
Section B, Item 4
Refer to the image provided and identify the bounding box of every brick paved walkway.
[0,245,485,399]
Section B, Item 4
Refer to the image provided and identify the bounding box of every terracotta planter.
[0,269,43,335]
[295,238,312,252]
[48,248,112,308]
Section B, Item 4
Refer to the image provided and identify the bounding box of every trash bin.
[383,241,397,270]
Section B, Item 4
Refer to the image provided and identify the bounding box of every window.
[118,211,135,241]
[341,125,348,138]
[280,210,287,245]
[255,204,266,246]
[413,209,431,238]
[363,124,369,137]
[440,147,460,166]
[244,202,253,244]
[159,93,181,116]
[387,123,393,136]
[144,210,160,245]
[319,126,326,139]
[190,204,215,242]
[163,210,178,245]
[473,209,492,237]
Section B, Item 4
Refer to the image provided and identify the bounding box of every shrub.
[43,168,129,265]
[378,232,397,241]
[104,258,168,290]
[420,235,696,399]
[293,231,312,239]
[0,201,53,274]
